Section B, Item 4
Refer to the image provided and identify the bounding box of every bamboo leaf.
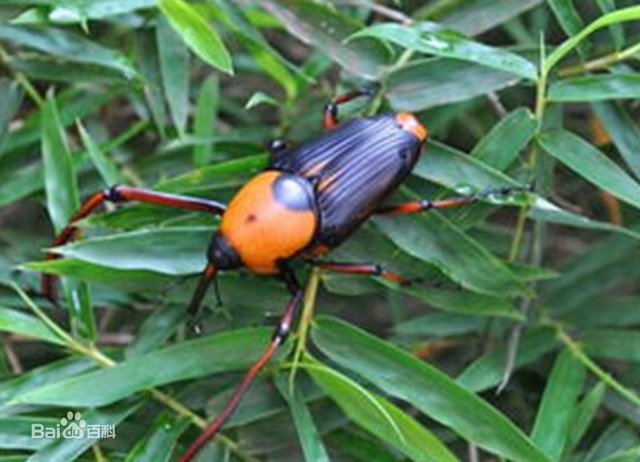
[158,0,233,74]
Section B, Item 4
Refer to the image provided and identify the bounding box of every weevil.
[41,89,517,461]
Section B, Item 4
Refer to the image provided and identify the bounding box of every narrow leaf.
[539,129,640,210]
[388,58,520,111]
[52,227,211,275]
[457,327,558,392]
[592,101,640,180]
[157,15,190,135]
[545,6,640,73]
[549,74,640,102]
[7,328,275,407]
[312,317,551,462]
[434,0,542,36]
[0,24,137,79]
[158,0,233,74]
[27,402,139,462]
[0,79,23,152]
[307,361,460,462]
[192,75,219,167]
[41,92,80,232]
[531,349,586,459]
[471,107,537,170]
[261,0,389,79]
[125,412,189,462]
[77,120,125,186]
[0,307,65,346]
[351,23,537,80]
[275,375,331,462]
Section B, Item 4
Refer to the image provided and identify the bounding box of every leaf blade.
[158,0,233,74]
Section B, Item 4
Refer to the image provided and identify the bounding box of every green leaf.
[157,15,190,136]
[126,305,186,359]
[192,75,219,167]
[544,231,640,314]
[77,120,125,187]
[388,58,520,111]
[538,129,640,210]
[388,282,522,318]
[545,6,640,73]
[547,0,587,56]
[471,108,537,170]
[26,402,139,462]
[328,429,402,462]
[549,74,640,102]
[245,91,279,109]
[7,327,275,407]
[429,0,543,36]
[261,0,390,79]
[528,197,640,241]
[0,357,95,407]
[417,141,523,190]
[594,0,625,50]
[0,24,137,79]
[394,312,487,338]
[157,154,267,194]
[531,349,586,460]
[12,0,155,23]
[306,360,460,462]
[312,316,552,462]
[351,23,537,80]
[136,27,168,136]
[24,258,173,290]
[580,329,640,363]
[275,375,331,462]
[41,93,95,341]
[592,101,640,179]
[592,447,640,462]
[1,87,120,158]
[41,92,80,233]
[51,227,211,276]
[565,383,606,454]
[562,296,640,329]
[213,0,299,100]
[0,79,23,152]
[457,327,558,392]
[0,307,65,345]
[0,416,57,450]
[584,422,640,462]
[158,0,233,74]
[125,412,189,462]
[374,211,529,298]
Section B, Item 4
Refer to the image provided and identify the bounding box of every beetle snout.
[395,112,428,142]
[207,232,242,270]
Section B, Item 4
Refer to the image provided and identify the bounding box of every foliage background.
[0,0,639,461]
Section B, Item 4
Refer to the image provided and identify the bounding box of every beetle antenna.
[187,262,217,317]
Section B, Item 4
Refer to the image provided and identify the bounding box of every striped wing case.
[270,113,423,247]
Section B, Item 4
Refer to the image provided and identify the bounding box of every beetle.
[41,89,516,461]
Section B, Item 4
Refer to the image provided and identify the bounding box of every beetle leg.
[311,260,409,284]
[323,88,374,129]
[375,185,525,215]
[42,185,227,302]
[180,269,303,462]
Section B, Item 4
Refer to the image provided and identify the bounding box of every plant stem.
[555,325,640,409]
[558,40,640,77]
[289,267,321,392]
